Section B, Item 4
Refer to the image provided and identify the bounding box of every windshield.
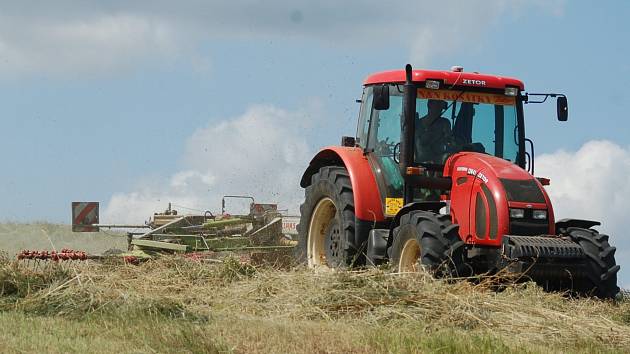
[367,87,519,166]
[415,88,518,165]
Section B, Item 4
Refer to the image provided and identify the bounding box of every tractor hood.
[443,152,555,245]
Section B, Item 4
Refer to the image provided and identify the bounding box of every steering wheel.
[375,138,398,156]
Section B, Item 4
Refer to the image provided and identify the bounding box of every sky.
[1,1,629,286]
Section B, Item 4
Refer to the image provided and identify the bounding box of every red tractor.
[297,64,620,298]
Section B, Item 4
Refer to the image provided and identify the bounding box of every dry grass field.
[0,223,628,354]
[0,223,127,255]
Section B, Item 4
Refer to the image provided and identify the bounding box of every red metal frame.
[364,69,524,90]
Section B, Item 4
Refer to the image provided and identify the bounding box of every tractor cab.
[357,66,565,216]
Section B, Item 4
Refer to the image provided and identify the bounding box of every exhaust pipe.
[400,64,417,204]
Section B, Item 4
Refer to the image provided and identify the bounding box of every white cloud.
[0,13,179,76]
[170,170,215,190]
[0,1,565,76]
[102,103,318,224]
[537,140,630,287]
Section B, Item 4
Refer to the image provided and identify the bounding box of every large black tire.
[295,166,358,268]
[390,210,468,277]
[566,227,620,299]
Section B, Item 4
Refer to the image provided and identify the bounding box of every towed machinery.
[19,196,299,264]
[297,64,620,298]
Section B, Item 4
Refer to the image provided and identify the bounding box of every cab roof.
[364,69,525,91]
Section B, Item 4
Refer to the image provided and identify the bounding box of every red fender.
[300,147,385,222]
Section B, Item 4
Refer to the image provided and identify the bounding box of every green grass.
[0,311,227,354]
[0,310,623,354]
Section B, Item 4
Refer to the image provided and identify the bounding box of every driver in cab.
[415,99,456,164]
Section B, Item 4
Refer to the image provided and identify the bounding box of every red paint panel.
[305,147,385,222]
[443,152,555,246]
[364,69,524,90]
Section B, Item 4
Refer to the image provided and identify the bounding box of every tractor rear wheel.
[566,227,620,299]
[390,210,468,277]
[296,166,358,268]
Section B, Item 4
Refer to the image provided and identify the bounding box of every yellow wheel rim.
[399,238,421,272]
[307,198,337,268]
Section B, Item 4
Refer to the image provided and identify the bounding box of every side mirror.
[557,96,568,121]
[341,136,356,147]
[373,85,390,110]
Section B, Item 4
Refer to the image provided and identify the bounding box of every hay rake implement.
[19,196,299,265]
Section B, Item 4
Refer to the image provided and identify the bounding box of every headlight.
[425,80,440,89]
[509,208,525,219]
[505,87,518,96]
[532,210,547,220]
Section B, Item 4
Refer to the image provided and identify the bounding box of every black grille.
[481,184,498,239]
[475,192,486,237]
[503,235,585,259]
[510,219,549,236]
[501,178,546,203]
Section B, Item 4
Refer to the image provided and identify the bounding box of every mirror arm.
[523,92,566,104]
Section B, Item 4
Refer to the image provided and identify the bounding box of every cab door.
[363,90,405,217]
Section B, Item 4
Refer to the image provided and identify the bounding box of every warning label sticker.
[385,198,404,216]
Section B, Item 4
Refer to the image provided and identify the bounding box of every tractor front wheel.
[566,227,620,299]
[390,210,468,277]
